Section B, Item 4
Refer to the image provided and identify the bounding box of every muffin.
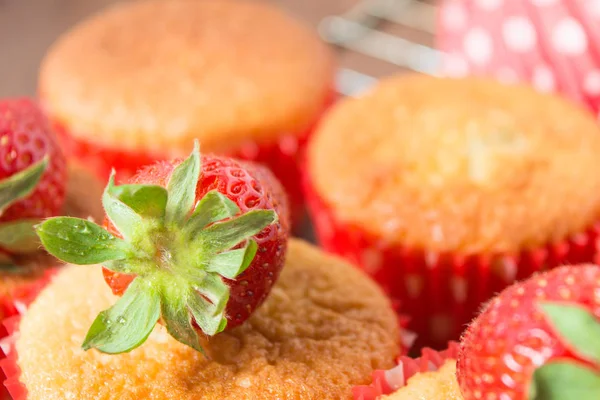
[304,74,600,348]
[352,343,460,400]
[438,0,600,114]
[39,0,335,226]
[1,239,401,400]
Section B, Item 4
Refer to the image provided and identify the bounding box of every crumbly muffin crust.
[308,75,600,253]
[40,0,334,156]
[16,239,399,399]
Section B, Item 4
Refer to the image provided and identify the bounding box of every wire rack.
[319,0,442,96]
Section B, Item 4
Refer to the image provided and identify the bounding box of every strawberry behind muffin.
[0,98,104,400]
[304,74,600,348]
[39,0,335,227]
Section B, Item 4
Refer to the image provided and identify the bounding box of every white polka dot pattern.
[532,65,555,92]
[476,0,503,11]
[502,17,537,53]
[552,17,587,55]
[584,70,600,96]
[438,0,600,112]
[463,27,494,65]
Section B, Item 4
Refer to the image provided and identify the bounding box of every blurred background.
[0,0,438,98]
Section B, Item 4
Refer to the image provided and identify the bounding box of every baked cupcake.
[2,239,400,399]
[304,74,600,348]
[39,0,335,226]
[352,343,460,400]
[437,0,600,114]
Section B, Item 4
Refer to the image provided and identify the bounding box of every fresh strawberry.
[0,98,66,260]
[457,265,600,400]
[36,142,288,354]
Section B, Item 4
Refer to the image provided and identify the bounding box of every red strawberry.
[0,98,66,260]
[457,265,600,400]
[36,142,288,354]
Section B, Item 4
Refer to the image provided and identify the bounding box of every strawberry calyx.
[0,156,49,260]
[529,301,600,400]
[36,142,278,355]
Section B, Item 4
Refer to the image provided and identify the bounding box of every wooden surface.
[0,0,432,98]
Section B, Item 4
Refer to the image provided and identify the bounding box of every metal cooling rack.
[319,0,442,96]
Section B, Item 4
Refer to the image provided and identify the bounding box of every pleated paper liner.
[352,341,460,400]
[1,316,26,400]
[0,268,55,340]
[438,0,600,113]
[52,90,337,229]
[0,269,54,400]
[303,172,600,349]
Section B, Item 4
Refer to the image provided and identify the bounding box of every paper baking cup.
[303,173,600,348]
[438,0,600,113]
[352,341,460,400]
[0,269,55,341]
[0,270,54,400]
[1,316,26,400]
[53,91,336,228]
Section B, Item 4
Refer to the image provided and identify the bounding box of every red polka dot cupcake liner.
[0,270,54,400]
[438,0,600,113]
[352,341,460,400]
[303,173,600,349]
[52,91,337,229]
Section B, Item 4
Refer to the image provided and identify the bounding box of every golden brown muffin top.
[308,75,600,254]
[39,0,334,156]
[383,359,462,400]
[16,239,400,400]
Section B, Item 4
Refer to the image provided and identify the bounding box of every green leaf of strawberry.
[0,219,41,253]
[197,210,277,253]
[186,191,240,234]
[0,155,48,214]
[0,156,52,256]
[530,362,600,400]
[35,142,279,354]
[539,301,600,364]
[37,217,131,265]
[83,277,161,354]
[206,239,257,279]
[165,141,201,226]
[109,183,168,218]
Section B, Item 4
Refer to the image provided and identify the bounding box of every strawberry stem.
[36,142,278,354]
